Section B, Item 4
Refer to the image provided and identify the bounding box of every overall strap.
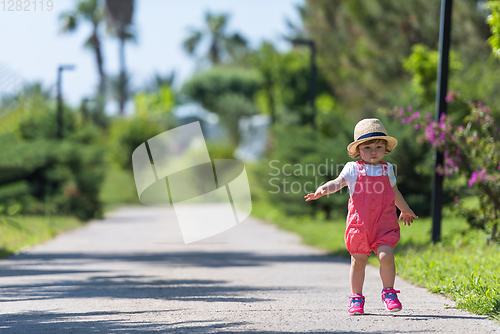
[356,160,366,175]
[380,161,389,176]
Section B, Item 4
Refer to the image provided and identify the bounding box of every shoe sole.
[349,312,364,315]
[386,307,401,312]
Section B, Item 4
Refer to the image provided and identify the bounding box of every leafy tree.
[250,42,280,124]
[403,44,462,106]
[181,66,262,111]
[109,86,177,169]
[300,0,491,115]
[181,67,261,145]
[486,0,500,60]
[105,0,135,115]
[60,0,106,97]
[183,12,248,66]
[0,89,106,220]
[213,93,257,144]
[383,92,500,241]
[144,70,175,93]
[251,42,336,130]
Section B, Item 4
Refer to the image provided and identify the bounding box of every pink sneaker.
[381,288,402,312]
[348,294,365,315]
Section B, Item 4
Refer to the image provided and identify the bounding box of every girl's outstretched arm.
[304,176,347,201]
[392,184,418,226]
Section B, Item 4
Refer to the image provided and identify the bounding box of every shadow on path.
[0,250,350,332]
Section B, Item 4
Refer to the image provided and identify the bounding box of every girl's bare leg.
[350,253,368,294]
[377,245,396,289]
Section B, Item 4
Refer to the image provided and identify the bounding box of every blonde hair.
[349,139,391,159]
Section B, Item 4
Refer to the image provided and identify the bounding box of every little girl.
[304,118,417,315]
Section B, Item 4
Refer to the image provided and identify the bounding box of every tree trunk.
[119,31,127,115]
[92,24,105,96]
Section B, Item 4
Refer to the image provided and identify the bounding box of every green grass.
[99,165,141,210]
[0,215,83,258]
[251,199,500,321]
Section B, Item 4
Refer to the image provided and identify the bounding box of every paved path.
[0,206,499,333]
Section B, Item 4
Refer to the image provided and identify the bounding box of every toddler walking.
[304,118,417,315]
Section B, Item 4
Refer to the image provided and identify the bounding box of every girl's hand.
[304,187,327,201]
[399,210,418,226]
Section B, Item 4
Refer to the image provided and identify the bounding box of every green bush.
[213,93,257,144]
[487,0,500,60]
[181,66,263,111]
[108,86,178,170]
[253,124,351,218]
[403,44,462,106]
[108,116,165,169]
[0,93,106,221]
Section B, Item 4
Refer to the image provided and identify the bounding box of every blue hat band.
[356,132,387,141]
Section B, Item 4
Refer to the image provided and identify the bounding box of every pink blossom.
[437,165,444,176]
[458,126,463,131]
[402,118,407,124]
[439,113,446,123]
[468,170,487,186]
[498,162,500,171]
[426,113,432,119]
[399,108,404,117]
[407,105,413,112]
[468,172,479,186]
[438,133,446,143]
[414,124,420,130]
[480,170,487,182]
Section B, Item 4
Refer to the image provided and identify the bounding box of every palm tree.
[105,0,135,115]
[183,11,248,66]
[145,70,175,93]
[60,0,106,97]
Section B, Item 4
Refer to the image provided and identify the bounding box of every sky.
[0,0,304,114]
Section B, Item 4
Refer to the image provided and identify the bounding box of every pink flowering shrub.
[380,91,500,241]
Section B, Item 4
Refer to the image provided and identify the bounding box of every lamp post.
[57,65,76,139]
[291,39,317,129]
[431,0,453,243]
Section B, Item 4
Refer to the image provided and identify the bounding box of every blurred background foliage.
[0,87,105,221]
[0,0,499,233]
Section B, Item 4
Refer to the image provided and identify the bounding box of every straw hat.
[347,118,398,158]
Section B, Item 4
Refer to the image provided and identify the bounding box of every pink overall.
[344,161,400,255]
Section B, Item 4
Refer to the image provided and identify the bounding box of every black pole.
[57,67,63,139]
[431,0,453,243]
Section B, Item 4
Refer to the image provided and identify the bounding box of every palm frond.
[145,71,175,92]
[59,12,78,32]
[183,30,203,55]
[207,12,229,35]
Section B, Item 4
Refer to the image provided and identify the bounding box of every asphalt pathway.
[1,206,499,333]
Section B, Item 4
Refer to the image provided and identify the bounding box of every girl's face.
[358,141,386,165]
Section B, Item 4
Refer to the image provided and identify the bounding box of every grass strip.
[0,215,83,258]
